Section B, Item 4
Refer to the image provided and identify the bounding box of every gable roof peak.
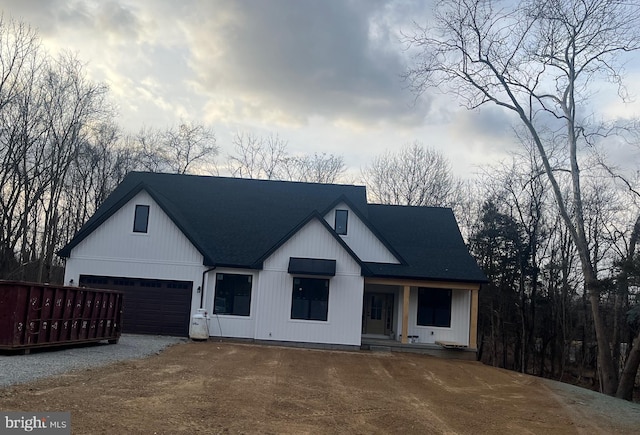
[59,172,369,268]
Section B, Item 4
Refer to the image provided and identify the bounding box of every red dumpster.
[0,281,123,351]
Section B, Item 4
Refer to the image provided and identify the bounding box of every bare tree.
[131,121,218,175]
[37,52,110,282]
[596,169,640,399]
[404,0,640,395]
[0,15,40,113]
[130,126,166,173]
[0,17,221,283]
[362,142,458,207]
[283,152,346,184]
[615,214,640,399]
[228,132,346,183]
[227,132,288,180]
[61,122,135,242]
[0,16,43,277]
[162,121,218,174]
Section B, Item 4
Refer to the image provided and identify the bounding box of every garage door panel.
[128,291,158,300]
[133,311,158,320]
[79,275,193,336]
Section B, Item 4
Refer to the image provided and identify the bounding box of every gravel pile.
[0,334,186,388]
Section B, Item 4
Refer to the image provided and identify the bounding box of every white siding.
[324,204,399,264]
[63,190,206,318]
[68,191,203,265]
[393,287,470,346]
[204,268,258,339]
[256,219,364,346]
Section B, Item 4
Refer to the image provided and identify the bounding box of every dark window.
[417,288,452,327]
[214,273,252,316]
[133,205,150,233]
[335,209,348,235]
[291,277,329,321]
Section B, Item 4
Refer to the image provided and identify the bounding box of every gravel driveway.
[0,334,186,388]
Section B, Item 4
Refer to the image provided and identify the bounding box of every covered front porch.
[361,277,480,359]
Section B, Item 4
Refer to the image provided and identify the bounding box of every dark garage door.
[79,275,193,336]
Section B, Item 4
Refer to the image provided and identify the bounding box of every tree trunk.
[614,215,640,399]
[586,281,618,395]
[616,329,640,400]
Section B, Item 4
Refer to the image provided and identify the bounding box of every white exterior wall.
[255,219,364,346]
[63,191,206,317]
[393,287,470,346]
[324,204,399,264]
[204,268,258,339]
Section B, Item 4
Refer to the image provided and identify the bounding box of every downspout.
[200,266,217,309]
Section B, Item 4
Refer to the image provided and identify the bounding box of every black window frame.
[417,288,452,327]
[133,204,150,233]
[214,273,253,316]
[335,209,348,235]
[291,277,329,321]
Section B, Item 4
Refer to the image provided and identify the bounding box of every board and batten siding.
[204,268,258,339]
[324,204,399,264]
[63,190,206,317]
[255,218,364,346]
[394,287,471,346]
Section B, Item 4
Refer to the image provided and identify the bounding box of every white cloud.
[1,0,637,180]
[182,0,426,127]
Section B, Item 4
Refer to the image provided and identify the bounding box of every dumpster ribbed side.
[0,281,123,350]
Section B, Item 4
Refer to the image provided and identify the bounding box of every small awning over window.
[288,257,336,276]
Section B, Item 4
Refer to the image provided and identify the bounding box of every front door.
[363,293,393,336]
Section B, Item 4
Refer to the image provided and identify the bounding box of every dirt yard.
[1,341,639,434]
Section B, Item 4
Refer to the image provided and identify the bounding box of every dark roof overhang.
[288,257,336,276]
[251,211,365,272]
[361,263,489,284]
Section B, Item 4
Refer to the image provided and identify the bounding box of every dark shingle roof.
[59,172,486,284]
[364,204,488,283]
[58,172,368,268]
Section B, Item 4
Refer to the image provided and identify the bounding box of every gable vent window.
[335,209,348,235]
[133,205,150,233]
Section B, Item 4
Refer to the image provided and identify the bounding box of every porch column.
[401,285,410,344]
[469,288,479,349]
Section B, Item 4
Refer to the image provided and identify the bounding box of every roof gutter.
[200,266,217,309]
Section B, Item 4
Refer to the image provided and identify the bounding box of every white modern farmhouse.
[59,172,486,355]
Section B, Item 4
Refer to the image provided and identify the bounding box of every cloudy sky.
[2,0,638,179]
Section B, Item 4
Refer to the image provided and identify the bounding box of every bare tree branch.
[404,0,640,396]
